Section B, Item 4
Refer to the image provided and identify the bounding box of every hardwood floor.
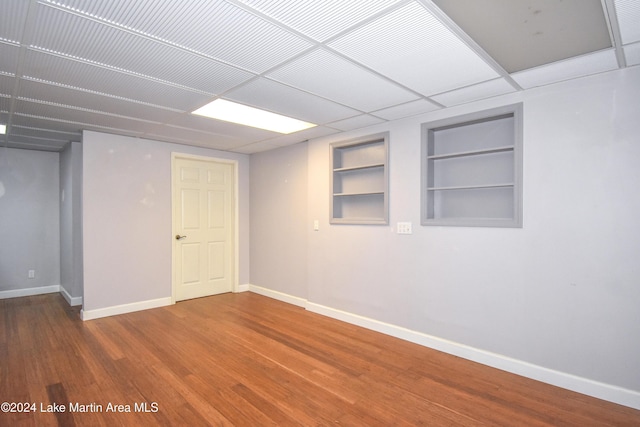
[1,293,639,426]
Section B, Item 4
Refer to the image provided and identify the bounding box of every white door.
[172,156,235,301]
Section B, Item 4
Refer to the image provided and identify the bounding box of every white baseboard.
[235,283,250,293]
[248,287,640,410]
[0,285,60,300]
[248,284,307,308]
[60,286,83,306]
[81,297,172,321]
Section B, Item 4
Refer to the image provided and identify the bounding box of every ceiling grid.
[0,0,636,152]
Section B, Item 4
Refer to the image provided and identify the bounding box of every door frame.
[170,152,239,304]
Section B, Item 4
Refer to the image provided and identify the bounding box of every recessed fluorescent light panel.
[0,124,6,134]
[192,99,316,134]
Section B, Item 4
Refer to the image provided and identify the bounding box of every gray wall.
[250,142,308,300]
[59,141,83,301]
[249,66,640,394]
[81,131,250,312]
[0,148,60,292]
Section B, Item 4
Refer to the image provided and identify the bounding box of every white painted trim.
[246,287,640,410]
[60,286,83,306]
[235,283,250,293]
[170,153,240,304]
[0,285,60,300]
[249,285,306,308]
[80,297,172,321]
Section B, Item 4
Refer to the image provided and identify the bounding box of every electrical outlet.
[397,222,412,234]
[28,270,35,279]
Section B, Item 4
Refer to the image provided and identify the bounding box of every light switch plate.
[397,222,412,234]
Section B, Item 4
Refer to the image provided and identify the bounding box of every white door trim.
[170,152,239,304]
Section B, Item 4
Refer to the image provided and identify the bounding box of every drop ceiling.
[0,0,638,154]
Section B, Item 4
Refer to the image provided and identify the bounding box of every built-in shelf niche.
[331,132,389,224]
[421,103,523,228]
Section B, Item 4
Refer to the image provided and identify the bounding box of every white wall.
[250,66,640,403]
[0,148,60,294]
[250,142,308,300]
[82,131,250,313]
[59,142,83,303]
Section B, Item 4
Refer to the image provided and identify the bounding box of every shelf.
[331,133,389,225]
[334,191,385,197]
[427,183,514,191]
[427,145,513,160]
[421,103,523,228]
[333,163,384,173]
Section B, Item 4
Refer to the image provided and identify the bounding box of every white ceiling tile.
[5,137,68,151]
[624,42,640,66]
[511,49,619,89]
[142,126,248,151]
[166,113,280,141]
[431,78,517,107]
[11,125,81,141]
[615,0,640,44]
[326,114,386,132]
[0,43,21,75]
[0,73,16,95]
[234,0,402,41]
[258,125,341,146]
[0,0,29,43]
[11,114,90,135]
[232,140,289,154]
[225,78,360,124]
[23,50,214,111]
[372,100,440,121]
[8,132,70,145]
[31,6,255,94]
[15,98,161,133]
[40,0,312,73]
[18,79,178,123]
[267,48,418,112]
[1,96,11,112]
[328,1,499,96]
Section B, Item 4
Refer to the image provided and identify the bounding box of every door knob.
[175,235,187,240]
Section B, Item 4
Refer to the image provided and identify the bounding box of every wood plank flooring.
[1,292,639,426]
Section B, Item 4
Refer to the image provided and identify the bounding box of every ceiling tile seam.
[230,0,450,109]
[0,38,21,46]
[12,124,81,136]
[230,78,373,124]
[162,54,376,129]
[17,96,166,125]
[223,0,325,45]
[602,0,628,68]
[4,0,40,145]
[423,77,510,100]
[5,141,66,150]
[225,0,414,46]
[27,46,216,97]
[154,123,254,140]
[510,47,619,77]
[138,133,209,145]
[13,112,147,135]
[217,1,445,112]
[38,0,264,76]
[317,0,416,45]
[9,134,70,143]
[20,76,186,113]
[321,45,446,109]
[416,0,522,92]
